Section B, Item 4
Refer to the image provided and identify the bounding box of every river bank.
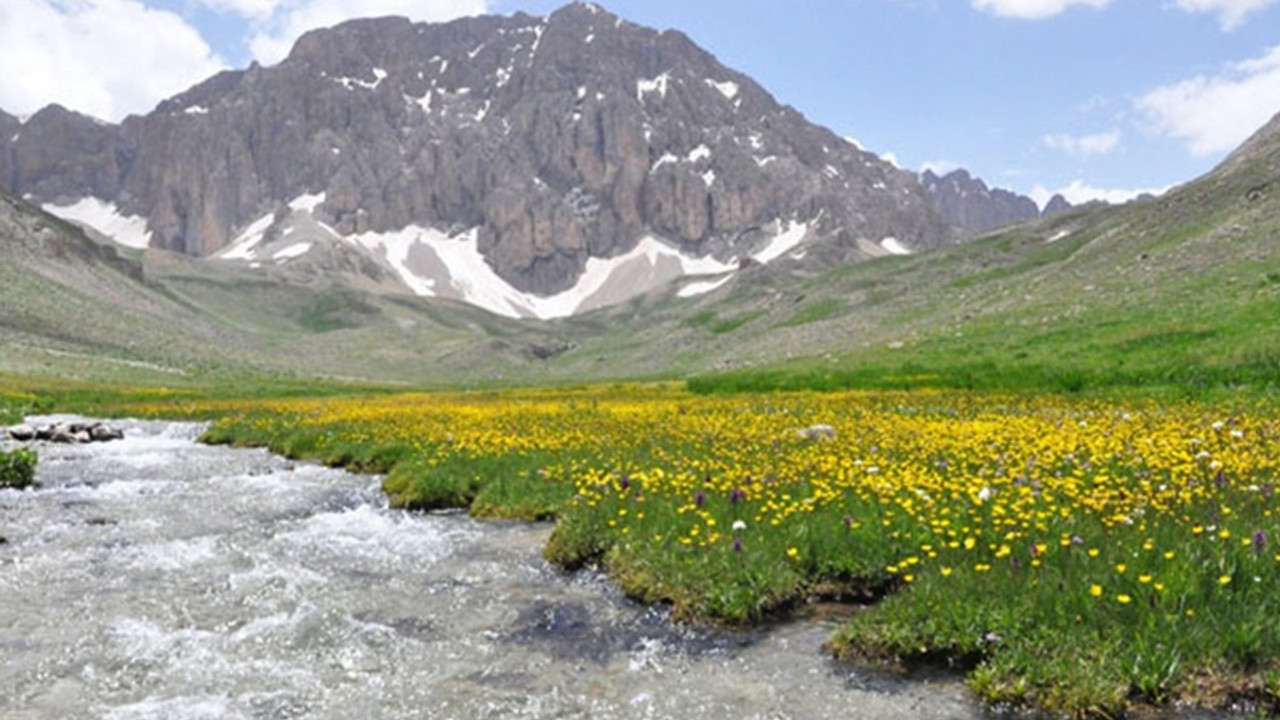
[0,417,981,719]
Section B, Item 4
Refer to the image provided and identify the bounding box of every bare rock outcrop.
[1,2,953,296]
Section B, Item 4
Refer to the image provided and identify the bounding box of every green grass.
[707,310,766,334]
[296,288,380,332]
[831,509,1280,717]
[0,389,35,424]
[0,447,36,489]
[776,298,844,328]
[687,289,1280,398]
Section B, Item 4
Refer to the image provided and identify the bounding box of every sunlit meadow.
[130,385,1280,716]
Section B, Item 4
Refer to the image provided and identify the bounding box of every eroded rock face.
[0,3,952,296]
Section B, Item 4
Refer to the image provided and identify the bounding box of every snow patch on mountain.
[212,194,817,319]
[637,72,671,101]
[752,220,808,264]
[687,144,711,163]
[352,227,741,319]
[880,237,912,255]
[346,217,810,319]
[652,152,679,171]
[217,212,276,260]
[289,193,327,212]
[43,197,153,249]
[339,68,388,91]
[273,242,313,261]
[705,79,739,100]
[677,273,733,298]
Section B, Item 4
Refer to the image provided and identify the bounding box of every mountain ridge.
[921,168,1076,239]
[0,2,951,317]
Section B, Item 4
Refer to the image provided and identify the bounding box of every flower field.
[157,385,1280,716]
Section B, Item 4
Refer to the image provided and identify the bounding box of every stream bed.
[0,417,984,719]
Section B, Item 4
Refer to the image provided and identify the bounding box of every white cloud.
[0,0,226,122]
[196,0,281,17]
[920,160,961,175]
[1136,44,1280,156]
[970,0,1115,19]
[1173,0,1278,31]
[247,0,490,66]
[1029,180,1167,208]
[1042,129,1121,156]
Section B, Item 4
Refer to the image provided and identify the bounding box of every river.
[1,417,982,719]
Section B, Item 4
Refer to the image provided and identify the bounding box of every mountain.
[0,2,951,319]
[920,168,1074,239]
[3,100,1278,389]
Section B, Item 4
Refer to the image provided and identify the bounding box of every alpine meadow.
[3,2,1280,718]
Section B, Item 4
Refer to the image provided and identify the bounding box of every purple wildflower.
[695,491,706,508]
[1254,529,1268,554]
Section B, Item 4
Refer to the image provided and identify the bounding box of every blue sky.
[2,0,1279,206]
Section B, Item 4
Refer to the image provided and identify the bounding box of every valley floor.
[7,379,1279,717]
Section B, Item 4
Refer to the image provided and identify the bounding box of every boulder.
[89,424,124,442]
[18,422,125,443]
[796,424,836,441]
[49,427,76,444]
[7,424,35,441]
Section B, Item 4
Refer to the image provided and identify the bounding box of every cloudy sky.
[2,0,1278,206]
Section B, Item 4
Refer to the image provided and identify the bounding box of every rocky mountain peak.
[1,2,952,317]
[1042,194,1073,217]
[920,168,1049,239]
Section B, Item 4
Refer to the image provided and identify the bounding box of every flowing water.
[0,417,983,720]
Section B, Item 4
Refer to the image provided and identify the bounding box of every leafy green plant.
[0,447,37,489]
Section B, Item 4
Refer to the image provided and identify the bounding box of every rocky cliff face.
[5,105,126,206]
[920,169,1073,239]
[1,2,951,307]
